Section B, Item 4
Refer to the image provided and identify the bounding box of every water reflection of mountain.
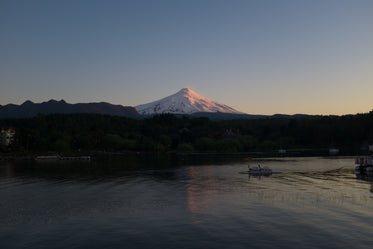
[186,166,218,214]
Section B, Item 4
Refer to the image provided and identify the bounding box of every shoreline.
[0,150,359,162]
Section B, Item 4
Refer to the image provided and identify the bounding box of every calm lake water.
[1,155,373,249]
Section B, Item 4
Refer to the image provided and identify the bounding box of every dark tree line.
[1,111,373,154]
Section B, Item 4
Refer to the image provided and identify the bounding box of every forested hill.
[1,112,373,155]
[0,100,139,119]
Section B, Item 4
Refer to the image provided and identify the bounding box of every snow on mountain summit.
[135,88,244,115]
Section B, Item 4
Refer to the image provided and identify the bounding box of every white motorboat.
[355,156,373,175]
[249,165,272,174]
[239,164,280,175]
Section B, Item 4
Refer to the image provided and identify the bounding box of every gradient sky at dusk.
[1,0,372,115]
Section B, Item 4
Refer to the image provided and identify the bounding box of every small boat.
[35,155,60,161]
[239,165,275,175]
[249,165,272,175]
[35,155,91,161]
[355,156,373,175]
[239,164,281,175]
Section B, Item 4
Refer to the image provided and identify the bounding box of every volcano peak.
[135,88,244,115]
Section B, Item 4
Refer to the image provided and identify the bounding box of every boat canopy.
[355,157,373,166]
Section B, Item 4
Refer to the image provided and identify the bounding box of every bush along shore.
[1,112,373,157]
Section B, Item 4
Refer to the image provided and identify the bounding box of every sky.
[1,0,372,115]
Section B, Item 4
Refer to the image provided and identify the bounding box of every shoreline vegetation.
[0,150,353,162]
[1,112,373,159]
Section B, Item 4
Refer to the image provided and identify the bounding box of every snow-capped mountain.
[135,88,245,115]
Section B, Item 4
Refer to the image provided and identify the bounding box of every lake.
[1,155,373,249]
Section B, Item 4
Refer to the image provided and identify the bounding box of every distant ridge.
[0,90,315,120]
[0,99,139,119]
[136,88,245,115]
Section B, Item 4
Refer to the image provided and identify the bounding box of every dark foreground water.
[1,155,373,249]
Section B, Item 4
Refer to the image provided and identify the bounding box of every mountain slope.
[135,88,245,115]
[0,100,139,119]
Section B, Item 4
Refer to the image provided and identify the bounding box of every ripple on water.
[1,157,373,249]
